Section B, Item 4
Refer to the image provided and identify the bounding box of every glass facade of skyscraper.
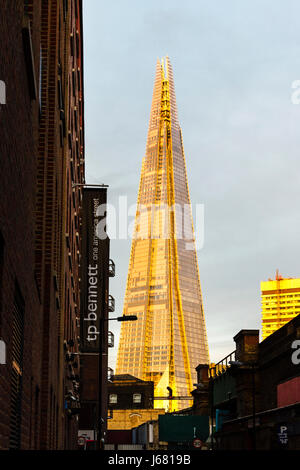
[116,57,209,411]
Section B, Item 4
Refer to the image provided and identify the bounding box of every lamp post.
[98,314,137,450]
[229,360,256,450]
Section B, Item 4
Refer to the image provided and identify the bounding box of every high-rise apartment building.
[116,57,209,411]
[261,271,300,340]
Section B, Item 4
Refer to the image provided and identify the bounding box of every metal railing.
[209,350,236,378]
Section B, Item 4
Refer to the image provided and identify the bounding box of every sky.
[83,0,300,368]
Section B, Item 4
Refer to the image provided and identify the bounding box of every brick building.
[195,316,300,450]
[106,375,165,445]
[0,0,43,450]
[108,374,155,411]
[0,0,85,449]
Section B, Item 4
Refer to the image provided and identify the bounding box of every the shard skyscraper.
[116,57,209,411]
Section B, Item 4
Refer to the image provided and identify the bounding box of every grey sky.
[83,0,300,367]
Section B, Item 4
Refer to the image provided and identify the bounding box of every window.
[34,386,40,449]
[109,394,117,404]
[9,283,25,449]
[0,232,4,320]
[22,17,37,100]
[133,393,142,404]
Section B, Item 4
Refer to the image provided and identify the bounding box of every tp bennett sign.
[80,187,109,352]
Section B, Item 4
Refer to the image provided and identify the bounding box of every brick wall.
[36,0,85,449]
[0,0,85,449]
[0,0,42,450]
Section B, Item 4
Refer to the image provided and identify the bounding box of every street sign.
[78,430,96,441]
[193,438,203,449]
[80,188,108,353]
[78,436,86,447]
[277,425,288,446]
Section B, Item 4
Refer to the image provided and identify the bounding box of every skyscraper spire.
[116,57,209,411]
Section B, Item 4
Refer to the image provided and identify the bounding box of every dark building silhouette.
[108,375,155,411]
[105,375,166,449]
[0,0,84,449]
[195,317,300,450]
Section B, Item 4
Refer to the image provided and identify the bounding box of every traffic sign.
[193,438,203,448]
[78,436,86,446]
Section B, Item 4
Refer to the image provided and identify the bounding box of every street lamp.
[229,360,257,450]
[98,314,138,450]
[109,315,138,322]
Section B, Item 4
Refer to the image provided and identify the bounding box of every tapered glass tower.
[116,57,209,411]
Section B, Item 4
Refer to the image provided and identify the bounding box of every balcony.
[209,350,236,378]
[108,331,114,348]
[108,367,114,381]
[109,259,115,277]
[108,295,115,312]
